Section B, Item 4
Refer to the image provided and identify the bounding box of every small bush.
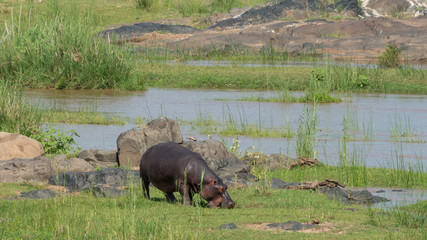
[377,44,401,68]
[33,128,81,156]
[135,0,154,10]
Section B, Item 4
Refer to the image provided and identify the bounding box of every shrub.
[377,44,401,68]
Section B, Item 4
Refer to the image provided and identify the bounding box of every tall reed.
[0,80,42,137]
[0,0,143,90]
[295,104,318,159]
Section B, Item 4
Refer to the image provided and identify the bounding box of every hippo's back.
[140,142,201,192]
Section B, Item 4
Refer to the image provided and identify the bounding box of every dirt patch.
[244,221,347,234]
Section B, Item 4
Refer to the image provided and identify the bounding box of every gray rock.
[78,149,118,168]
[52,157,95,174]
[182,140,251,185]
[267,221,315,231]
[242,153,289,171]
[271,178,302,189]
[218,223,238,230]
[92,184,125,198]
[0,157,53,183]
[117,117,183,167]
[48,168,140,192]
[18,189,58,199]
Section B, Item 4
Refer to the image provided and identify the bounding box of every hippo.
[140,142,235,209]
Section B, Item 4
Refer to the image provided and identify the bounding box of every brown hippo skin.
[140,142,235,209]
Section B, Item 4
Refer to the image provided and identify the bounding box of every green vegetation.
[33,128,81,156]
[143,63,427,94]
[0,0,143,90]
[0,80,42,137]
[183,106,294,138]
[271,164,427,189]
[1,182,426,239]
[378,44,401,68]
[296,105,318,159]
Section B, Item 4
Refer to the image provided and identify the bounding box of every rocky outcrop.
[0,132,44,161]
[0,157,53,183]
[117,117,183,168]
[101,0,427,64]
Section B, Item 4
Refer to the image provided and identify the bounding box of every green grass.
[270,164,427,189]
[1,182,426,239]
[42,110,127,125]
[143,63,427,94]
[182,105,294,138]
[0,0,144,90]
[0,80,42,137]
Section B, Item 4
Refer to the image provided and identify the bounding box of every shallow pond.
[27,88,426,170]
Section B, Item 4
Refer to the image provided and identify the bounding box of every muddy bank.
[101,0,427,63]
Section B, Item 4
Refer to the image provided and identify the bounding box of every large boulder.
[78,149,118,168]
[117,117,183,168]
[242,152,290,171]
[0,157,53,183]
[181,140,252,185]
[0,132,44,161]
[51,157,95,174]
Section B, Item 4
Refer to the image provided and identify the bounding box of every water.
[348,187,427,209]
[27,88,427,170]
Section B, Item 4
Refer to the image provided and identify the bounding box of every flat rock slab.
[48,168,140,192]
[218,223,238,230]
[101,22,199,41]
[14,189,59,200]
[267,221,316,231]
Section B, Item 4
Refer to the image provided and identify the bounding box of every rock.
[271,178,390,204]
[51,157,95,175]
[242,152,289,171]
[100,22,200,41]
[367,0,410,16]
[48,168,140,192]
[218,223,238,230]
[267,221,315,231]
[209,0,362,29]
[271,178,303,189]
[78,149,118,168]
[92,184,125,198]
[0,132,44,161]
[0,157,53,183]
[18,189,59,199]
[181,140,252,185]
[117,117,183,167]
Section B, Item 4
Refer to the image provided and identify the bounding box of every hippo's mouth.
[220,191,235,209]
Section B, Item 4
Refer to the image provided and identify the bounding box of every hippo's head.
[201,179,235,209]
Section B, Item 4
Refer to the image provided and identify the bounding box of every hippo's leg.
[164,192,177,202]
[178,184,193,206]
[141,175,150,199]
